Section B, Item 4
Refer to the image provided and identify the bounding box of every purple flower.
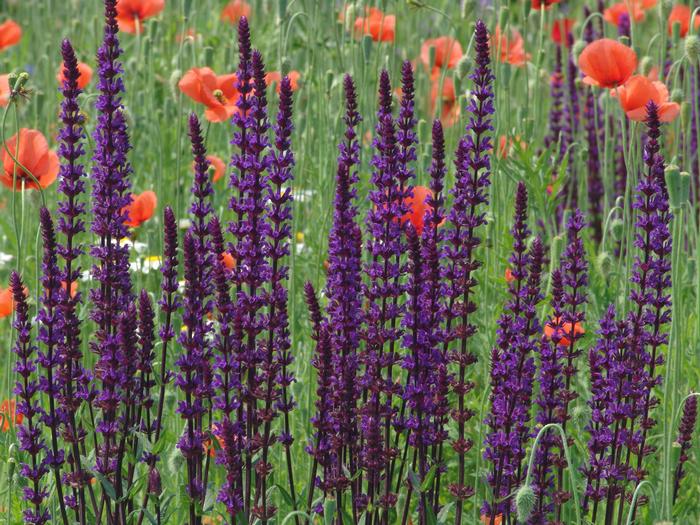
[673,395,697,502]
[327,75,364,499]
[484,184,543,522]
[443,20,494,514]
[11,270,51,525]
[89,0,134,478]
[175,231,207,501]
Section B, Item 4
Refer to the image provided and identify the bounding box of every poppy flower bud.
[685,35,700,62]
[281,56,291,76]
[325,69,334,94]
[596,251,613,277]
[610,218,624,241]
[169,69,181,99]
[671,88,684,104]
[515,484,536,521]
[407,0,426,8]
[664,164,690,209]
[148,466,162,495]
[278,0,287,20]
[7,72,19,90]
[639,56,654,76]
[361,34,373,63]
[343,4,357,32]
[681,100,692,128]
[572,39,586,64]
[498,6,509,30]
[456,54,472,80]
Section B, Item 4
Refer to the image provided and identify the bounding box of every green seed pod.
[515,484,536,521]
[665,164,690,209]
[362,34,373,63]
[685,34,700,63]
[596,251,614,278]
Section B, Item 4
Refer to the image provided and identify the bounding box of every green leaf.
[323,499,337,525]
[420,465,437,494]
[93,472,117,501]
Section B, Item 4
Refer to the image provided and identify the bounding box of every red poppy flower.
[551,19,575,46]
[430,76,460,128]
[531,0,561,9]
[0,287,13,318]
[194,154,226,183]
[178,67,239,123]
[420,37,463,72]
[123,190,157,227]
[604,2,645,25]
[0,74,10,107]
[544,316,585,346]
[480,515,503,525]
[0,399,22,432]
[56,61,93,89]
[579,39,637,88]
[353,8,395,42]
[497,135,526,158]
[264,71,301,93]
[613,75,680,122]
[221,0,251,24]
[0,20,21,52]
[504,268,515,283]
[492,26,531,67]
[402,186,441,235]
[116,0,165,33]
[221,252,236,270]
[0,129,59,191]
[61,280,78,299]
[668,4,700,37]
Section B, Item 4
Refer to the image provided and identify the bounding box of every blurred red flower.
[353,8,395,42]
[265,71,301,93]
[0,129,58,191]
[492,26,531,67]
[551,18,575,46]
[123,191,157,227]
[0,399,22,432]
[116,0,165,34]
[0,20,21,52]
[56,61,93,89]
[668,4,700,37]
[420,37,463,73]
[221,0,251,25]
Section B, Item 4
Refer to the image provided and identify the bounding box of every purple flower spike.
[443,21,494,519]
[673,395,698,502]
[56,38,91,509]
[90,0,134,481]
[11,270,51,525]
[323,74,363,504]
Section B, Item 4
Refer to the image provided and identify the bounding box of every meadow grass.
[0,0,698,523]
